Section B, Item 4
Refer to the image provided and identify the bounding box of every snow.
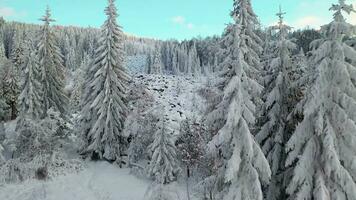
[131,74,207,134]
[0,162,150,200]
[0,161,193,200]
[125,55,148,74]
[2,0,356,199]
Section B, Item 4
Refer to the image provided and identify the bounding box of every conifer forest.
[1,0,356,199]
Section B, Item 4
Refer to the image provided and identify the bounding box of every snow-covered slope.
[130,74,206,133]
[0,74,208,200]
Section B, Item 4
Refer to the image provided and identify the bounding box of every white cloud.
[187,23,194,29]
[172,16,185,25]
[0,6,16,17]
[171,16,195,30]
[346,2,356,24]
[294,16,326,29]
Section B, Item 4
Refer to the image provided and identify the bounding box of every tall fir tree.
[2,59,19,120]
[0,37,9,121]
[286,1,356,199]
[152,46,163,74]
[37,7,68,117]
[0,35,6,61]
[0,122,5,165]
[187,42,201,75]
[255,7,296,200]
[11,31,25,71]
[78,0,130,163]
[70,53,90,111]
[205,0,271,199]
[17,43,43,120]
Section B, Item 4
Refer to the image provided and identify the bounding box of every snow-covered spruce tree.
[65,46,76,71]
[206,1,271,199]
[289,48,308,110]
[260,27,276,88]
[172,50,179,75]
[176,118,205,200]
[0,65,9,121]
[0,37,5,61]
[37,7,68,117]
[2,108,80,184]
[78,0,130,163]
[145,53,152,74]
[286,1,356,199]
[148,116,180,184]
[15,109,66,160]
[0,122,5,165]
[255,7,296,200]
[2,59,19,120]
[10,32,25,71]
[0,97,8,121]
[126,115,153,164]
[152,46,163,74]
[176,118,205,176]
[0,144,4,166]
[17,43,43,120]
[187,42,201,75]
[204,24,234,136]
[70,53,90,111]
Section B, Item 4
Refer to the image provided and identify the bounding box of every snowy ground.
[0,162,150,200]
[1,74,208,200]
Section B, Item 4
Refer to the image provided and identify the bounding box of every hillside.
[0,73,208,200]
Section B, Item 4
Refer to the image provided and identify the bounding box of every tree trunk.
[10,101,16,120]
[186,165,191,200]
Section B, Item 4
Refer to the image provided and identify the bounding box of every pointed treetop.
[330,0,355,22]
[230,0,258,24]
[105,0,118,18]
[271,5,291,40]
[39,6,55,26]
[276,5,286,27]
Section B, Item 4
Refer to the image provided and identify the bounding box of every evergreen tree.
[0,40,10,120]
[172,50,179,75]
[289,48,308,108]
[0,122,5,165]
[2,59,19,120]
[70,53,90,111]
[148,116,180,184]
[152,47,163,74]
[0,37,6,61]
[0,144,4,165]
[15,108,68,161]
[17,43,43,120]
[176,118,204,174]
[37,7,68,117]
[187,42,201,75]
[255,7,296,200]
[286,1,356,199]
[0,98,8,121]
[260,27,275,88]
[206,1,271,199]
[78,0,130,163]
[176,118,205,200]
[10,31,25,71]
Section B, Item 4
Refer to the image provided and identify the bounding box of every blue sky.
[0,0,355,40]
